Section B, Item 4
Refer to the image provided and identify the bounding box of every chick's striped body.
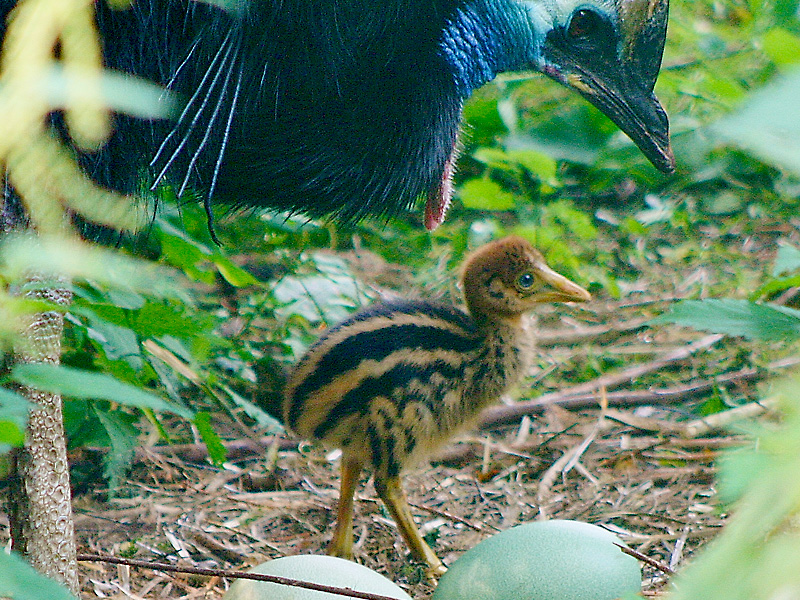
[285,300,534,479]
[282,236,590,576]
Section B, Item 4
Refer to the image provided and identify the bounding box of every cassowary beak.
[541,0,675,173]
[554,63,675,173]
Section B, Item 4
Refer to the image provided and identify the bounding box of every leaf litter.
[2,208,799,599]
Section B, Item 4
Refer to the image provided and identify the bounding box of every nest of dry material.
[3,213,797,599]
[62,298,792,600]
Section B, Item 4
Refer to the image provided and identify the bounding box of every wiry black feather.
[1,0,674,227]
[2,0,475,224]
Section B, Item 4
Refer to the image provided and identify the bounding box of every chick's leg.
[328,455,363,559]
[374,476,446,576]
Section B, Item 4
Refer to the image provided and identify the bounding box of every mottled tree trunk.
[4,193,79,593]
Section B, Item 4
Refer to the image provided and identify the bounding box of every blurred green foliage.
[0,551,78,600]
[1,0,800,595]
[666,374,800,600]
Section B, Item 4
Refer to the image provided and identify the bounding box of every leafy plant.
[667,373,800,600]
[654,297,800,342]
[0,551,78,600]
[0,388,32,453]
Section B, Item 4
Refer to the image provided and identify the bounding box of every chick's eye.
[517,273,535,289]
[568,8,601,39]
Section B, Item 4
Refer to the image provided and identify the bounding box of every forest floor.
[3,206,800,599]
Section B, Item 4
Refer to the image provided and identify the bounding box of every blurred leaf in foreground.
[0,388,33,453]
[667,373,800,600]
[0,551,78,600]
[1,234,188,301]
[712,68,800,176]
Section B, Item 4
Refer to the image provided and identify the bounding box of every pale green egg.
[433,520,641,600]
[223,555,412,600]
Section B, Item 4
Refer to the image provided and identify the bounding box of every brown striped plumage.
[283,236,590,575]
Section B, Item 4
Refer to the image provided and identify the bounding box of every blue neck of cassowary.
[440,0,538,98]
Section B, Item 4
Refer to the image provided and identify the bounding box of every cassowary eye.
[567,8,601,39]
[517,273,535,289]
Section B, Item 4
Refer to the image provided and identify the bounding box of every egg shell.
[433,520,641,600]
[223,555,412,600]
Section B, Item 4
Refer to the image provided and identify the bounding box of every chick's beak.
[532,265,592,303]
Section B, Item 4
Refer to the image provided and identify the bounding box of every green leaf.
[84,317,142,369]
[105,288,146,311]
[212,254,260,287]
[223,385,284,434]
[12,364,193,419]
[508,104,606,165]
[462,95,506,146]
[472,147,519,173]
[157,227,214,284]
[1,235,187,300]
[653,299,800,341]
[508,149,558,184]
[0,388,28,454]
[0,551,78,600]
[458,177,516,210]
[701,74,746,103]
[751,274,800,302]
[0,387,33,428]
[774,243,800,277]
[274,275,360,325]
[194,411,227,466]
[158,216,260,287]
[762,28,800,67]
[0,387,31,454]
[74,300,213,350]
[0,421,25,450]
[472,148,558,184]
[547,200,598,241]
[94,406,139,493]
[273,254,369,327]
[712,69,800,176]
[63,399,108,449]
[774,0,800,24]
[135,302,214,339]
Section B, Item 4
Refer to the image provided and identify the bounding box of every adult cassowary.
[2,0,674,229]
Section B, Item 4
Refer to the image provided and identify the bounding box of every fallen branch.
[615,544,676,576]
[480,353,799,429]
[681,397,778,438]
[134,435,295,464]
[76,553,404,600]
[73,356,794,471]
[536,317,651,347]
[407,501,500,533]
[482,334,725,428]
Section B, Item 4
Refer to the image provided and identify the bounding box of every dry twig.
[76,554,406,600]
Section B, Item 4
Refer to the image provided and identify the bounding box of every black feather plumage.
[1,0,674,228]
